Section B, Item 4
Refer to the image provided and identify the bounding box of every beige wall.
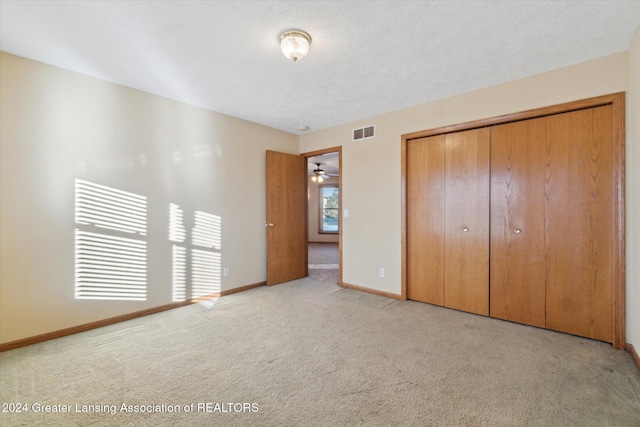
[300,52,629,299]
[0,52,298,343]
[308,176,339,243]
[627,28,640,351]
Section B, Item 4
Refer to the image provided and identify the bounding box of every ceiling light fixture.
[310,163,326,183]
[280,30,312,62]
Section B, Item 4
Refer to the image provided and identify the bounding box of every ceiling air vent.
[352,125,376,141]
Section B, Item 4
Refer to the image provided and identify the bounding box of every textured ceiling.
[1,1,639,134]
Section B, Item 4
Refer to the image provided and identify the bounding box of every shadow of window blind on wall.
[169,203,187,301]
[74,179,148,301]
[191,211,222,298]
[169,204,222,301]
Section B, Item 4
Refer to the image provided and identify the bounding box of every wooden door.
[545,106,615,342]
[490,119,546,327]
[443,129,490,315]
[265,150,307,285]
[407,135,445,305]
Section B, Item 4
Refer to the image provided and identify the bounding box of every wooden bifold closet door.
[544,106,615,342]
[490,106,615,342]
[490,118,547,328]
[406,99,619,345]
[407,128,490,316]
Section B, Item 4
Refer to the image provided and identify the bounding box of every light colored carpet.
[308,243,339,285]
[308,243,339,264]
[1,278,639,426]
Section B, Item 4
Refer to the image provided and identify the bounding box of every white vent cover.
[352,125,376,141]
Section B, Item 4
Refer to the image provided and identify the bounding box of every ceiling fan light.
[317,176,324,183]
[280,30,311,62]
[311,176,317,182]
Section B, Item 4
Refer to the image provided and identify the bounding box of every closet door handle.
[513,228,522,234]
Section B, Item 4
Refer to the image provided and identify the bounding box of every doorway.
[302,147,342,286]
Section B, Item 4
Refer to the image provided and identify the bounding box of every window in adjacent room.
[319,184,339,234]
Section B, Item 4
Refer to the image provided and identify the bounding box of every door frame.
[401,92,625,349]
[301,147,343,286]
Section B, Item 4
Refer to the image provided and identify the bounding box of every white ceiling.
[1,1,639,135]
[307,152,339,176]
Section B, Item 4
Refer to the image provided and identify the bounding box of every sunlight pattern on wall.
[75,179,147,235]
[191,211,222,298]
[169,203,187,301]
[191,248,221,298]
[172,245,187,302]
[169,203,186,243]
[169,206,222,300]
[192,211,222,250]
[75,230,147,300]
[74,179,148,301]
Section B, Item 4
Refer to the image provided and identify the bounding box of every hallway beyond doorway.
[308,242,338,284]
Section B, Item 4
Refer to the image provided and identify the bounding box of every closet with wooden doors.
[407,128,490,316]
[405,93,624,348]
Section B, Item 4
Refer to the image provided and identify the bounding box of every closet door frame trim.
[400,92,625,349]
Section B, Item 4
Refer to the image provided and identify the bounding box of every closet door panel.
[545,106,615,342]
[490,119,546,327]
[407,136,445,305]
[444,128,490,315]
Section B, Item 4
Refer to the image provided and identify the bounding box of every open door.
[266,150,307,285]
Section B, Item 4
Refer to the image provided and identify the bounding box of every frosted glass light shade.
[280,30,311,62]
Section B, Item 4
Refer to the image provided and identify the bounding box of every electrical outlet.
[379,268,385,278]
[223,267,229,277]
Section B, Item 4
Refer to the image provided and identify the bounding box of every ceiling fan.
[310,163,337,182]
